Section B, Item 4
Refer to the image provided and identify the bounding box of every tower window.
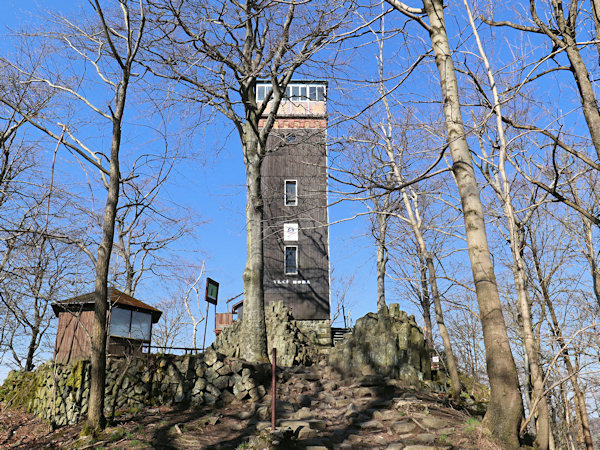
[285,180,297,206]
[257,84,266,101]
[285,246,298,275]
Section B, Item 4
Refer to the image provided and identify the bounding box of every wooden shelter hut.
[52,288,162,364]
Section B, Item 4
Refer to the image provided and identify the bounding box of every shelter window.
[109,307,152,341]
[285,180,297,206]
[285,246,298,275]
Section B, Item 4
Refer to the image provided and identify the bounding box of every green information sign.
[205,277,219,305]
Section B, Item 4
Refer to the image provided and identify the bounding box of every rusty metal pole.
[271,347,277,430]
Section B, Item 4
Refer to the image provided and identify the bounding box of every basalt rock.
[328,304,430,383]
[212,301,317,367]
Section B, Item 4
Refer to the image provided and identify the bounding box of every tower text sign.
[205,278,219,305]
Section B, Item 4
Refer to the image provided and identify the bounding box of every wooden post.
[202,300,210,351]
[271,347,277,430]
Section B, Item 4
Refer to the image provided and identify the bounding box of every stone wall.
[328,304,431,384]
[0,349,268,427]
[295,319,331,349]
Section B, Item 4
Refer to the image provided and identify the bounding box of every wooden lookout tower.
[258,80,331,347]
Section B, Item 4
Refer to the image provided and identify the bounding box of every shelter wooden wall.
[54,309,94,364]
[262,128,330,320]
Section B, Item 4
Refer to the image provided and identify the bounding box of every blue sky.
[0,0,414,381]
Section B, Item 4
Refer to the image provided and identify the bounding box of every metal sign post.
[202,278,219,351]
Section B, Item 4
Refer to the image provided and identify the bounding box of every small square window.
[285,246,298,275]
[285,180,297,206]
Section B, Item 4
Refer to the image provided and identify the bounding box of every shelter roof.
[51,287,162,323]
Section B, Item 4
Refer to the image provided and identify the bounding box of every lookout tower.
[258,80,331,347]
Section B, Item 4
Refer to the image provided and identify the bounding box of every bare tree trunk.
[24,327,38,371]
[582,217,600,307]
[240,124,268,362]
[417,256,433,346]
[421,0,523,444]
[398,188,462,399]
[561,40,600,161]
[425,255,461,398]
[530,232,593,449]
[376,209,389,315]
[87,97,123,431]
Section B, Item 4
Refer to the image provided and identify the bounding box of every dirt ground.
[0,364,501,449]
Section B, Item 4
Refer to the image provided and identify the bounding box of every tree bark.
[87,55,130,433]
[376,209,389,315]
[421,0,523,445]
[87,115,122,432]
[417,257,433,346]
[240,122,268,362]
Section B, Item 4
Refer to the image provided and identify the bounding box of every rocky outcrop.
[212,301,318,367]
[0,351,268,427]
[328,304,430,383]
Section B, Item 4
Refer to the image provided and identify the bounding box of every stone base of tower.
[294,319,332,349]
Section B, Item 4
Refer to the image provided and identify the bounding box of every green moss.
[66,360,88,390]
[0,364,51,412]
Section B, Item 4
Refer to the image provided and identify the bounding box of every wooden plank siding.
[54,308,94,364]
[261,128,330,320]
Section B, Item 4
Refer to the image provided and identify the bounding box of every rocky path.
[0,361,500,449]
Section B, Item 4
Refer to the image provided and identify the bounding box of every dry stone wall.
[0,349,268,427]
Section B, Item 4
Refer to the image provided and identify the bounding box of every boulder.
[328,304,430,382]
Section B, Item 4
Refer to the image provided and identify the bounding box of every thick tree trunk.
[240,127,268,363]
[563,40,600,160]
[422,0,523,445]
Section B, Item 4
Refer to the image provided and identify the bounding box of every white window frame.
[284,179,298,206]
[284,245,298,275]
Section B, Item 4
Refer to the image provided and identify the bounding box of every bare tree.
[527,219,594,449]
[145,0,352,362]
[152,295,188,350]
[181,263,206,349]
[0,234,77,371]
[2,0,149,432]
[385,0,524,445]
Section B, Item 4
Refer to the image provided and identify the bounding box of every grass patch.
[465,417,481,434]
